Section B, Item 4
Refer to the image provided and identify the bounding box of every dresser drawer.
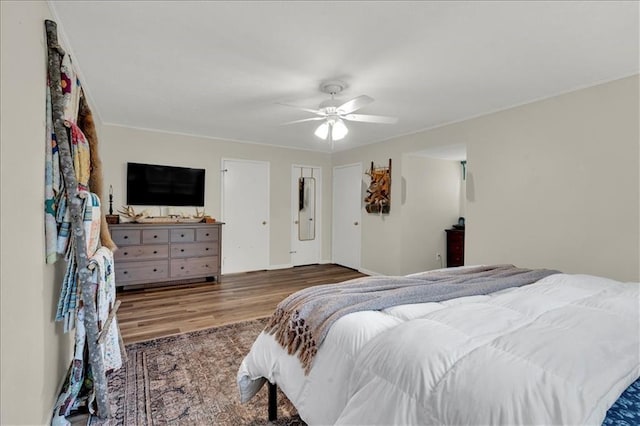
[171,228,195,243]
[111,229,141,246]
[171,242,218,258]
[196,227,219,242]
[142,229,169,244]
[115,260,169,284]
[171,257,219,278]
[447,233,464,245]
[115,244,168,262]
[447,242,463,254]
[445,229,465,268]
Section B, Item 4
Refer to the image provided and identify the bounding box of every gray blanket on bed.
[265,264,559,373]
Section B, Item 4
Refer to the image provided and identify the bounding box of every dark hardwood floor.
[116,263,365,344]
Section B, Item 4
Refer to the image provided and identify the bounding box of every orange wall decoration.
[365,158,391,214]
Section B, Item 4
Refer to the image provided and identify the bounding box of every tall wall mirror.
[298,176,316,240]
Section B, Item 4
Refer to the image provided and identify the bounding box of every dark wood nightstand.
[445,228,465,267]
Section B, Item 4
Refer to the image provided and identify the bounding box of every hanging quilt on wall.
[45,19,122,422]
[44,54,80,263]
[45,55,116,263]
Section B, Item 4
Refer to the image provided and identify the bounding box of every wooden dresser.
[445,228,465,267]
[109,222,223,288]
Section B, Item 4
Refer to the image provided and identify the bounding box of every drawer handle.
[205,264,209,268]
[181,234,185,237]
[153,250,158,254]
[124,235,128,239]
[180,249,185,252]
[153,235,158,239]
[205,248,209,251]
[123,252,128,256]
[123,271,128,275]
[205,233,210,236]
[153,268,157,272]
[180,266,185,270]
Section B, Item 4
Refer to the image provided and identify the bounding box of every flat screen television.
[126,162,205,207]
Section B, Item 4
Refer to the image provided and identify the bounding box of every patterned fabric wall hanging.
[365,158,392,214]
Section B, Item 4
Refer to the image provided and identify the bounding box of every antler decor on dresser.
[117,205,148,222]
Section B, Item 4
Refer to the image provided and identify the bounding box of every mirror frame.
[298,176,316,241]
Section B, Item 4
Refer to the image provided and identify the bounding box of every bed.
[237,265,640,425]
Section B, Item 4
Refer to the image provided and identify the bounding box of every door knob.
[262,221,267,225]
[354,221,359,226]
[294,220,299,224]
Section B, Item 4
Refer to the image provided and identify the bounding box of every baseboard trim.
[268,263,293,270]
[358,267,382,276]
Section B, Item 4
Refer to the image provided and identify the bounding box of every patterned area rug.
[91,318,305,425]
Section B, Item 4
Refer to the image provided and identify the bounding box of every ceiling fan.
[280,80,398,142]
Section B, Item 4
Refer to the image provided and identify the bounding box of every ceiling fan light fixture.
[282,79,396,144]
[314,121,329,139]
[331,119,348,141]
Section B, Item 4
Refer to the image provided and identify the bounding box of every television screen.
[126,162,205,207]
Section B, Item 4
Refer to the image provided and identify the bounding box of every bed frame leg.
[268,382,277,421]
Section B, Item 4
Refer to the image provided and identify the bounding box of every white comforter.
[238,272,640,425]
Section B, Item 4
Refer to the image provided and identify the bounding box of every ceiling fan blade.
[343,113,398,124]
[277,102,326,116]
[336,95,374,114]
[281,117,325,125]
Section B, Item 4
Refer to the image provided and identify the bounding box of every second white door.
[291,165,321,266]
[332,163,362,270]
[221,159,269,274]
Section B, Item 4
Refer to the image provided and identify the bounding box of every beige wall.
[400,155,461,274]
[334,75,639,282]
[332,143,405,275]
[100,125,333,267]
[334,129,474,276]
[1,2,73,425]
[465,75,639,281]
[332,143,462,276]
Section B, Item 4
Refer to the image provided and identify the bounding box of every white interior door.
[291,165,321,266]
[332,163,362,270]
[221,159,269,274]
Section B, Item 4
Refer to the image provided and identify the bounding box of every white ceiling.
[50,1,639,153]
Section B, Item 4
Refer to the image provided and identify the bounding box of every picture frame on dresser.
[109,222,223,289]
